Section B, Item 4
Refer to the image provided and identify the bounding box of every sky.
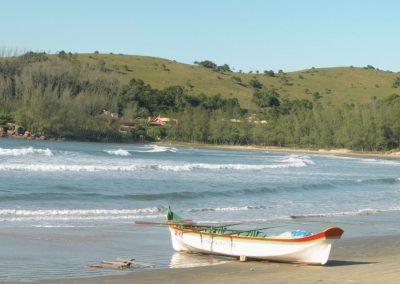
[1,0,399,72]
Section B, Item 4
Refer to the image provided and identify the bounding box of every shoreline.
[2,136,400,160]
[160,141,400,160]
[5,234,398,284]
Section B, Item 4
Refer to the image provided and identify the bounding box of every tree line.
[1,52,399,151]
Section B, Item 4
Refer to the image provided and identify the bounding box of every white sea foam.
[157,159,313,171]
[250,207,400,223]
[360,159,400,166]
[104,149,131,156]
[136,145,177,153]
[32,225,95,228]
[0,158,313,172]
[0,164,140,172]
[289,207,400,219]
[0,207,163,222]
[0,152,314,172]
[319,155,400,167]
[0,147,53,156]
[279,155,315,167]
[190,206,265,212]
[156,163,274,171]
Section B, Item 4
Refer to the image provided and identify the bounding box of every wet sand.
[5,235,398,284]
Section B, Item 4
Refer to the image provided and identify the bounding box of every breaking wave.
[32,225,95,228]
[0,147,53,156]
[0,164,142,172]
[0,155,315,172]
[189,205,266,212]
[101,187,279,200]
[278,155,315,166]
[360,158,400,166]
[0,180,376,202]
[0,188,279,202]
[0,207,164,222]
[134,145,177,153]
[104,149,131,156]
[354,177,400,185]
[289,207,400,219]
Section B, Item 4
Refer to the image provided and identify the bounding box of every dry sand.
[5,235,398,284]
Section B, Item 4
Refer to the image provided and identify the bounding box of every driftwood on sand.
[88,258,155,270]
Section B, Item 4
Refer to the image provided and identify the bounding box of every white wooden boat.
[166,208,344,265]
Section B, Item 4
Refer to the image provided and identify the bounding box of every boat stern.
[324,227,344,239]
[300,227,344,265]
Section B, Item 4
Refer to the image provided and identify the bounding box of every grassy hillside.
[69,53,399,109]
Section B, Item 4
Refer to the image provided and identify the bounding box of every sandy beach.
[1,140,399,283]
[2,235,396,284]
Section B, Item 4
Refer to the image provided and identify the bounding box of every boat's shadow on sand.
[326,260,378,267]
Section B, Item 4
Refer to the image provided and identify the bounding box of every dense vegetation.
[1,51,400,151]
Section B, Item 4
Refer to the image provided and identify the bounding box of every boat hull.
[169,226,343,265]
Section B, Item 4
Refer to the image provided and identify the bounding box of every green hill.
[74,53,399,109]
[1,52,400,150]
[3,52,398,110]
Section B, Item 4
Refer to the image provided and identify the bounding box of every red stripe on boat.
[170,226,344,243]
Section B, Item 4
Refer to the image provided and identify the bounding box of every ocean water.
[1,139,400,281]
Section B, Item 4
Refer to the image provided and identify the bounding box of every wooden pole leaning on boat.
[222,225,285,236]
[134,220,244,228]
[134,221,228,232]
[134,219,193,225]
